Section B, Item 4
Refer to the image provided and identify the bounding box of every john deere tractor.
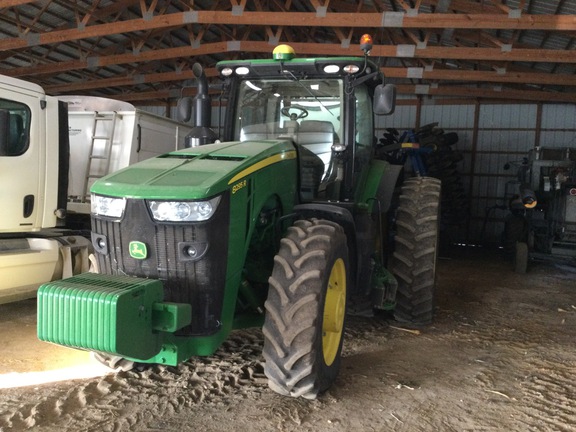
[38,37,441,399]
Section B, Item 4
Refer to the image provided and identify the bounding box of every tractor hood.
[90,139,297,200]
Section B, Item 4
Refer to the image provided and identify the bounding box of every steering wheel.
[281,106,309,121]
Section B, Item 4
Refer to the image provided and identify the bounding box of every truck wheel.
[514,241,529,274]
[503,214,527,253]
[390,177,441,325]
[263,219,349,399]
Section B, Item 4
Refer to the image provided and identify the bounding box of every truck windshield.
[235,78,343,143]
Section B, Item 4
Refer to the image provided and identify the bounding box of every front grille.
[92,193,230,336]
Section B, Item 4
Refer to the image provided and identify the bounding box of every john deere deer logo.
[129,241,147,259]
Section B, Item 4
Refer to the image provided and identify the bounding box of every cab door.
[0,92,43,233]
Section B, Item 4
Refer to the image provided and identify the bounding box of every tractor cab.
[213,41,396,202]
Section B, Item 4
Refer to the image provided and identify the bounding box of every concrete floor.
[0,298,112,388]
[1,248,576,431]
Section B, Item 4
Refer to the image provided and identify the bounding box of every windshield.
[234,78,343,142]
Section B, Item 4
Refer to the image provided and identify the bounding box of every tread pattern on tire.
[514,241,529,274]
[263,218,347,399]
[391,176,441,325]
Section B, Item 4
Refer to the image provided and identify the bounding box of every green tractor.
[37,38,441,399]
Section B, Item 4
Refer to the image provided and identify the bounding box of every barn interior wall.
[376,101,576,247]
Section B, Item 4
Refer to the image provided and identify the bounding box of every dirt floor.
[1,247,576,432]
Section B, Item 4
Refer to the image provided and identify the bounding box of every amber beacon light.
[360,34,373,54]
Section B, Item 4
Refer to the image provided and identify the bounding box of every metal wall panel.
[375,105,417,130]
[478,104,537,128]
[477,130,536,152]
[421,104,475,128]
[139,105,167,117]
[541,105,576,128]
[540,131,576,148]
[470,104,537,246]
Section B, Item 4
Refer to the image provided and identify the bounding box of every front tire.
[263,219,349,399]
[390,177,441,325]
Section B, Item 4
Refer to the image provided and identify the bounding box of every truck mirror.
[373,84,396,116]
[177,97,193,123]
[0,109,9,156]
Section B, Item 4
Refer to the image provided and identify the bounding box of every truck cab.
[0,76,79,304]
[0,76,64,234]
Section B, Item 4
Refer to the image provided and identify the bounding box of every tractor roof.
[216,45,380,80]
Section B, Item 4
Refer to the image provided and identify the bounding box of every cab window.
[354,85,373,169]
[0,99,31,156]
[235,78,342,142]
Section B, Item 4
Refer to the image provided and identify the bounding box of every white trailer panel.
[60,96,193,214]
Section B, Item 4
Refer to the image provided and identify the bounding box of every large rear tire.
[390,177,441,325]
[263,219,349,399]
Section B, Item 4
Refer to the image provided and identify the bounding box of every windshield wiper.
[281,69,335,117]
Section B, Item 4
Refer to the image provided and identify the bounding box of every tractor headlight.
[148,196,221,222]
[91,194,126,218]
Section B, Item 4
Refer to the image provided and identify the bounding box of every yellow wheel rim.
[322,258,346,366]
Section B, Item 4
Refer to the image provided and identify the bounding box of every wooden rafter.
[423,0,509,14]
[2,11,576,52]
[4,40,575,79]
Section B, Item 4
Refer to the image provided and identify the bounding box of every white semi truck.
[0,75,194,303]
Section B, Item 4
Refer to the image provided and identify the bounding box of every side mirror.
[373,84,396,116]
[176,97,193,123]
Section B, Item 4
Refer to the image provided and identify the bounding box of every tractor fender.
[292,203,358,289]
[361,160,403,213]
[293,203,355,239]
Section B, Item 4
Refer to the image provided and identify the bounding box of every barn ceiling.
[1,0,576,105]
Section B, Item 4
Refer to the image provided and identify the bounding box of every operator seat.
[295,120,335,201]
[296,120,335,174]
[240,120,306,142]
[240,122,285,141]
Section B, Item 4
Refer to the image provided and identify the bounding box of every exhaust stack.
[181,63,218,147]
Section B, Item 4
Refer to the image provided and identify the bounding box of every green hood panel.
[91,140,296,200]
